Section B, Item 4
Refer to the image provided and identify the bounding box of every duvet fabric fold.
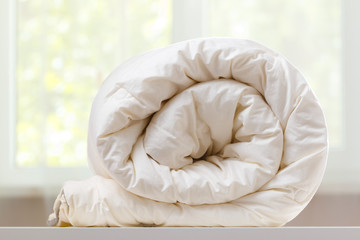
[48,38,328,227]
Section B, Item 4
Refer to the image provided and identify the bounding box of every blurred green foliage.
[16,0,340,167]
[16,0,172,167]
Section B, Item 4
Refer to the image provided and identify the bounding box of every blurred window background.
[15,0,340,168]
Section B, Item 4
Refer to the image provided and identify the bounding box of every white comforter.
[48,38,328,227]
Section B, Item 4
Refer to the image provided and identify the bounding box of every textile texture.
[48,38,328,227]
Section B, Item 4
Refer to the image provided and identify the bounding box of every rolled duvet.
[48,38,328,227]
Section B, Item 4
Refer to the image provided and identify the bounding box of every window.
[15,0,171,167]
[1,0,359,195]
[206,0,342,148]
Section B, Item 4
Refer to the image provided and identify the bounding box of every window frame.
[1,0,359,196]
[0,0,92,197]
[321,0,360,193]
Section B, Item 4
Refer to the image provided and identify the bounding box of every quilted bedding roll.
[48,38,328,227]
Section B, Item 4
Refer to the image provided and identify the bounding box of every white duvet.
[48,38,328,227]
